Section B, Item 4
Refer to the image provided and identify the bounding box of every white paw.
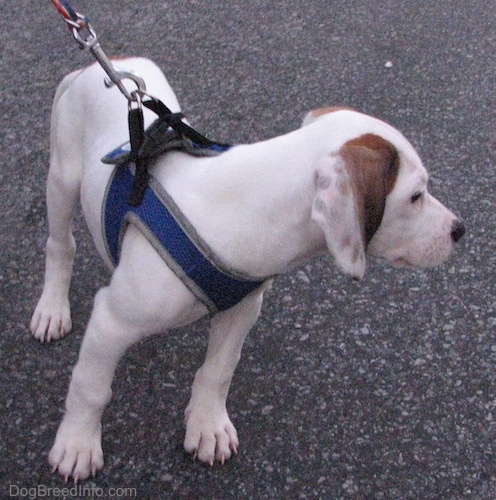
[184,406,239,465]
[30,295,72,342]
[48,420,103,483]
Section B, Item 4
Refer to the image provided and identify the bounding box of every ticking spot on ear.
[316,175,332,190]
[341,235,352,250]
[338,178,350,196]
[313,197,328,215]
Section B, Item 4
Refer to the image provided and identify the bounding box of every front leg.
[184,286,267,465]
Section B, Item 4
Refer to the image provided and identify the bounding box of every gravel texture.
[1,1,495,498]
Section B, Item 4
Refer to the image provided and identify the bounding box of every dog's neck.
[151,123,333,278]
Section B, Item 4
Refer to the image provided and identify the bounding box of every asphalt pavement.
[1,1,495,498]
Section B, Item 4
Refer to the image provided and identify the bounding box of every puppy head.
[308,108,464,277]
[311,133,399,279]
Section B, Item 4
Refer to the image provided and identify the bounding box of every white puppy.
[30,58,464,482]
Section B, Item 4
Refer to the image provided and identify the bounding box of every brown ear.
[311,134,399,280]
[340,134,399,247]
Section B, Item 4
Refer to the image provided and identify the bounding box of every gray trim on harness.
[124,211,219,312]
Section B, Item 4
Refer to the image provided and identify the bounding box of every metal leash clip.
[73,20,147,103]
[52,0,146,103]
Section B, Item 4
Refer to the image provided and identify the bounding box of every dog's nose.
[451,219,465,243]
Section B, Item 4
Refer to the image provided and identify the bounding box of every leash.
[50,0,230,206]
[50,0,147,102]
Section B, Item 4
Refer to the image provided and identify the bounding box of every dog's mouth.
[390,249,453,270]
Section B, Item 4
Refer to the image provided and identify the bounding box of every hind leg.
[30,75,83,342]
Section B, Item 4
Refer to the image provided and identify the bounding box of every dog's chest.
[101,165,267,314]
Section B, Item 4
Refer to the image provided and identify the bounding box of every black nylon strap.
[127,106,148,206]
[143,98,230,148]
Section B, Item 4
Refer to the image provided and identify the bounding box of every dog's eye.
[411,192,423,204]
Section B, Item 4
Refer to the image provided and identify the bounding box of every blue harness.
[102,164,267,313]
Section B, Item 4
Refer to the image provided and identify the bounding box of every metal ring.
[128,90,143,110]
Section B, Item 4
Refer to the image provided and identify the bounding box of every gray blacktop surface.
[1,1,495,498]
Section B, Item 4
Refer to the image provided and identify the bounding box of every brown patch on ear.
[340,134,399,246]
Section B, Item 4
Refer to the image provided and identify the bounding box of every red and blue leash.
[50,0,86,29]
